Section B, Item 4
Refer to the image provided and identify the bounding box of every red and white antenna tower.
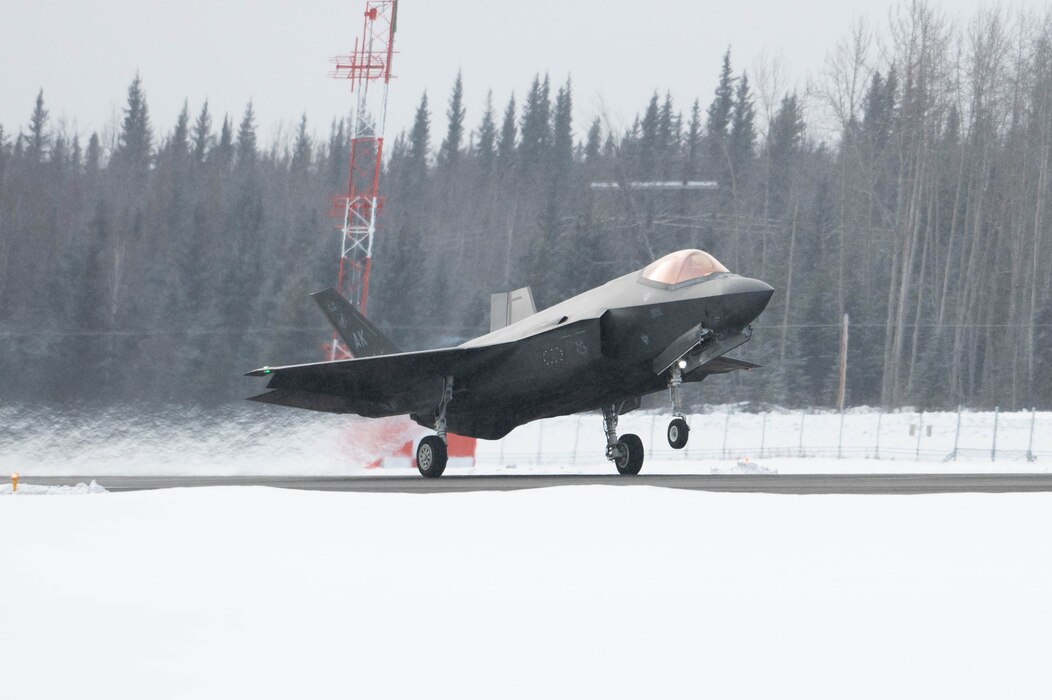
[327,0,397,359]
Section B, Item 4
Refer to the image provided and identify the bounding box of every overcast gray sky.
[1,0,1044,147]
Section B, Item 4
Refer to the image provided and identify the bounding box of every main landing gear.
[417,376,454,478]
[603,404,644,475]
[666,363,691,450]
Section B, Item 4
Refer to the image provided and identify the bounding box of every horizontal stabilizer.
[490,287,537,332]
[311,288,399,358]
[248,389,357,413]
[246,343,508,419]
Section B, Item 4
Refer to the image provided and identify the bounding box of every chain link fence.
[475,408,1050,467]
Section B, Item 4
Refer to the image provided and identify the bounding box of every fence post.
[915,410,924,462]
[875,411,882,459]
[1027,407,1036,463]
[837,410,845,459]
[649,414,659,458]
[721,412,731,460]
[991,406,999,462]
[798,412,806,458]
[571,415,582,466]
[952,405,962,461]
[760,412,767,459]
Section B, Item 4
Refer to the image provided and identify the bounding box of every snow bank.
[0,479,107,495]
[1,486,1050,699]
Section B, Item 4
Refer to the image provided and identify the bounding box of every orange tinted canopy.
[641,249,729,285]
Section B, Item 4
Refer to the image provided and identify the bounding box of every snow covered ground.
[2,404,1049,477]
[2,485,1050,699]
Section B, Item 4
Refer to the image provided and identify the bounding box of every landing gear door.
[653,325,753,376]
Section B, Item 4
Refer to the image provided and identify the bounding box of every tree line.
[2,2,1051,410]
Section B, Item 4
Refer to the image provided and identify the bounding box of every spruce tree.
[797,175,840,404]
[235,102,257,169]
[408,91,431,185]
[51,134,68,175]
[70,135,82,175]
[326,117,347,186]
[291,113,311,173]
[475,91,497,174]
[170,100,191,160]
[214,116,234,170]
[706,49,735,140]
[438,71,465,169]
[0,125,9,180]
[766,93,805,217]
[657,92,677,178]
[584,117,602,164]
[85,132,101,176]
[115,74,153,174]
[682,99,702,181]
[640,93,660,178]
[729,71,757,171]
[518,74,551,175]
[550,78,573,182]
[378,93,431,325]
[862,71,895,152]
[26,89,50,164]
[76,201,115,388]
[497,94,517,170]
[192,101,213,165]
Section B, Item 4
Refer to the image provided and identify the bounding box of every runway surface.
[20,473,1052,494]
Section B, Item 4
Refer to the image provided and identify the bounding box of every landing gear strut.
[603,404,644,475]
[666,363,690,449]
[417,376,454,478]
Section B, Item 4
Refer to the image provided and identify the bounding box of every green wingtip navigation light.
[263,367,272,375]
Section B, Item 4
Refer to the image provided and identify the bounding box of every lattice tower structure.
[327,0,397,359]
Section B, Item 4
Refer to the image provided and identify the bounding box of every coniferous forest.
[3,3,1052,411]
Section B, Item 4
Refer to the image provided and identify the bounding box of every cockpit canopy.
[640,249,729,287]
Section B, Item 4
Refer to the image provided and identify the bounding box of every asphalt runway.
[21,473,1052,494]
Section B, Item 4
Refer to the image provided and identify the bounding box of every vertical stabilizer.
[490,287,537,332]
[312,288,400,358]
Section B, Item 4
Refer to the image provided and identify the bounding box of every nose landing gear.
[603,404,644,475]
[666,363,691,449]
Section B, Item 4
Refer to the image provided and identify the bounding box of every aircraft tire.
[667,418,690,449]
[615,433,644,475]
[416,435,448,478]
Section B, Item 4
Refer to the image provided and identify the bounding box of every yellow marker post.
[11,473,19,493]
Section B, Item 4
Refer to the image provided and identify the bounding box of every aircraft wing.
[246,344,511,417]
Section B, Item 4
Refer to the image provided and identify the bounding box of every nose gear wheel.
[667,417,690,449]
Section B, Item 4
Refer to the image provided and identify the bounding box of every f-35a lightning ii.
[247,249,773,477]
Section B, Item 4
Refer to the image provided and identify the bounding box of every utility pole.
[837,312,849,412]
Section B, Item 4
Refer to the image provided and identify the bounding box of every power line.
[2,322,1051,339]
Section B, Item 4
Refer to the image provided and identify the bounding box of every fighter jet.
[247,249,773,477]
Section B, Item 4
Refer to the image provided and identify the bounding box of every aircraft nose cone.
[726,276,774,325]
